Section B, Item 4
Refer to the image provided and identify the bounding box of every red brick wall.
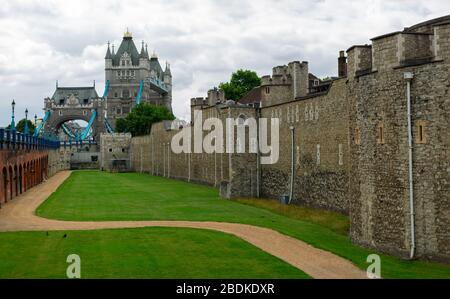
[0,150,49,205]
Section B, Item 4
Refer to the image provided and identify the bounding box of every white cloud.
[0,0,449,123]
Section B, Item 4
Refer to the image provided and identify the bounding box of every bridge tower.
[104,29,173,129]
[43,84,107,143]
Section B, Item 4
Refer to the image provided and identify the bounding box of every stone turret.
[139,41,150,69]
[164,62,173,111]
[207,87,225,106]
[288,61,309,99]
[105,42,112,69]
[164,62,172,84]
[104,30,173,128]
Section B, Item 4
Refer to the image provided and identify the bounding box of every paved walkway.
[0,171,367,279]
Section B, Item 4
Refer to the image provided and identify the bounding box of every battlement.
[207,87,225,106]
[260,61,308,99]
[261,74,292,86]
[346,18,450,77]
[347,45,373,78]
[272,65,289,76]
[190,97,207,107]
[100,133,132,138]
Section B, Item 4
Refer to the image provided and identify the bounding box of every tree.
[219,69,261,101]
[116,103,175,136]
[6,119,36,134]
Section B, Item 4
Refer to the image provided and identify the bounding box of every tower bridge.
[42,85,107,143]
[35,29,173,145]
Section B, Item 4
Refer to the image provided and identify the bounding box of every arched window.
[237,114,247,126]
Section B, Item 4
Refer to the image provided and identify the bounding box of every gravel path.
[0,171,367,279]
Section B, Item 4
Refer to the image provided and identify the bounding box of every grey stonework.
[347,20,450,261]
[100,133,132,172]
[105,31,172,129]
[48,148,71,176]
[44,86,107,143]
[43,30,173,146]
[101,16,450,262]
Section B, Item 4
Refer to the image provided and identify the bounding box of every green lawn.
[0,228,308,279]
[36,171,450,279]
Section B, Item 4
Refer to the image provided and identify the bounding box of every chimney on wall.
[338,50,347,77]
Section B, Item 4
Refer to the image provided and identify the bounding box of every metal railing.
[0,129,60,150]
[60,140,97,148]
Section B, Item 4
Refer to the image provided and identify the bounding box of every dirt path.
[0,171,367,279]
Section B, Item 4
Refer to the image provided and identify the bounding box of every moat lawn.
[36,171,450,279]
[0,227,307,279]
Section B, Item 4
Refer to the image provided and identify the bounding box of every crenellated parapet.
[346,45,372,78]
[207,88,225,106]
[346,17,450,78]
[190,97,207,107]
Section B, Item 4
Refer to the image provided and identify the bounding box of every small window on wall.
[416,120,427,144]
[265,87,270,94]
[355,127,361,145]
[316,144,321,165]
[376,123,385,144]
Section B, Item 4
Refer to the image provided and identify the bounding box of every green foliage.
[219,69,261,101]
[6,119,36,134]
[115,103,175,136]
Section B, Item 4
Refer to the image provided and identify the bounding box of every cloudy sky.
[0,0,449,125]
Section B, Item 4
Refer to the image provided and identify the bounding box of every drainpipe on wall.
[256,107,261,198]
[404,71,416,259]
[288,126,295,204]
[163,143,166,177]
[188,153,191,182]
[140,147,143,173]
[167,143,170,178]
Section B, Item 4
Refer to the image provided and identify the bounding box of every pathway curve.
[0,171,367,279]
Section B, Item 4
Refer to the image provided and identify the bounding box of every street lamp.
[10,100,16,131]
[24,108,29,135]
[34,114,38,137]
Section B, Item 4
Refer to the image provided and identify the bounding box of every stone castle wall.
[121,18,450,262]
[48,147,71,176]
[348,21,450,261]
[130,107,258,198]
[100,133,132,171]
[260,78,350,213]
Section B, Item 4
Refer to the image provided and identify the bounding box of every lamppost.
[34,114,38,137]
[10,100,16,131]
[24,108,29,135]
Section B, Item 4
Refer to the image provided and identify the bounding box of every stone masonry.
[112,16,450,262]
